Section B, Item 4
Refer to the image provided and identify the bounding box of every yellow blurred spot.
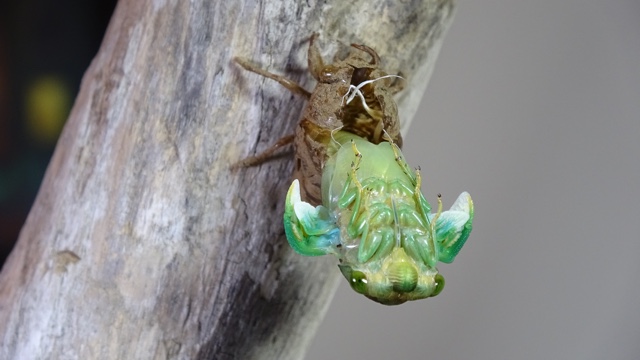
[25,75,71,145]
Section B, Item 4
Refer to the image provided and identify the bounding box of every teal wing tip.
[284,179,341,257]
[436,191,474,264]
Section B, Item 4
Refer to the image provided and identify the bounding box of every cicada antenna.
[341,74,405,112]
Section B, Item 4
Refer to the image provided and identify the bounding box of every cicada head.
[338,247,445,305]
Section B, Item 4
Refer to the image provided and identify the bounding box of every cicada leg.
[430,192,444,230]
[234,57,311,98]
[346,139,365,234]
[307,33,326,82]
[232,54,312,169]
[334,139,366,239]
[230,134,294,169]
[350,43,381,66]
[349,139,364,190]
[413,170,439,266]
[383,132,417,184]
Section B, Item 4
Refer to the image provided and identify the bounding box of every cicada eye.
[432,274,445,297]
[349,270,368,294]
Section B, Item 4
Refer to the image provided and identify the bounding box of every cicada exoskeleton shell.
[292,35,404,204]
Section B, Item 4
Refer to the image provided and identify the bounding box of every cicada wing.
[284,180,341,256]
[429,192,474,263]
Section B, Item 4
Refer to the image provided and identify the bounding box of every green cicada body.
[284,131,473,305]
[236,34,473,304]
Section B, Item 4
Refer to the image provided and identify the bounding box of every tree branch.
[0,0,455,358]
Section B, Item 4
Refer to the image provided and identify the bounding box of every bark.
[0,0,455,359]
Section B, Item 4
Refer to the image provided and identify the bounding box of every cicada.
[235,34,473,305]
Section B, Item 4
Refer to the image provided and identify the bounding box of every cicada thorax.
[293,41,404,205]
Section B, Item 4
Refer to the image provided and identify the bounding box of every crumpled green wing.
[284,179,341,256]
[428,191,474,263]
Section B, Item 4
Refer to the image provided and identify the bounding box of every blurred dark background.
[0,0,117,265]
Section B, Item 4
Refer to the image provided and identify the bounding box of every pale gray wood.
[0,0,455,358]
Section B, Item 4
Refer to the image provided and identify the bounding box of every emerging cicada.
[236,34,473,305]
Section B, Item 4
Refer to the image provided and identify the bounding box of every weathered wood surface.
[0,0,455,358]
